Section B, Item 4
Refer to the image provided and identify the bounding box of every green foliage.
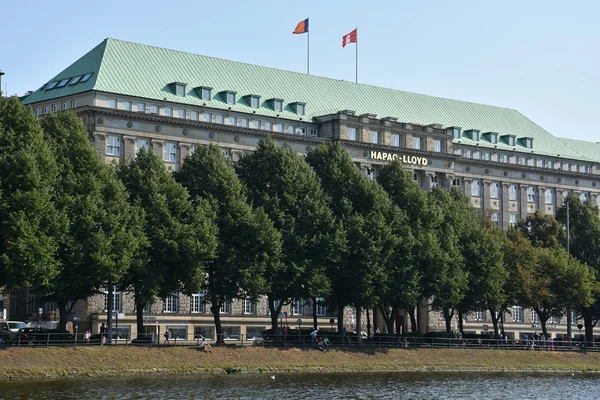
[175,144,280,340]
[517,210,565,249]
[0,97,60,289]
[38,112,144,328]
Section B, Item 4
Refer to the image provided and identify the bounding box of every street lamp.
[0,71,4,95]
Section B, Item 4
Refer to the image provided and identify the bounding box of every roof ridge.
[103,37,521,115]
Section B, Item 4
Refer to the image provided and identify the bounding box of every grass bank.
[1,346,599,380]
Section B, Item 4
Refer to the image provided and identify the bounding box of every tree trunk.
[356,305,362,344]
[443,308,454,333]
[135,298,145,339]
[378,305,394,335]
[458,311,464,334]
[210,301,224,345]
[584,315,594,346]
[312,297,318,330]
[337,304,344,333]
[58,301,69,332]
[267,294,283,332]
[107,279,113,344]
[490,308,499,336]
[366,307,371,338]
[409,307,419,333]
[537,311,548,338]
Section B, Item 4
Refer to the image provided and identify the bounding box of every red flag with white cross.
[342,28,357,48]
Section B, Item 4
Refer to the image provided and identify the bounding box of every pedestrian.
[310,329,318,346]
[375,328,381,335]
[164,330,170,344]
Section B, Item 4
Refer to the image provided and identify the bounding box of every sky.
[0,0,598,142]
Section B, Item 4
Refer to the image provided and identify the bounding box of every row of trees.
[1,96,600,343]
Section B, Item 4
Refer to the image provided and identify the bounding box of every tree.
[119,149,216,338]
[557,194,600,343]
[39,112,144,330]
[235,137,342,331]
[517,210,564,249]
[306,143,413,335]
[0,96,61,291]
[175,144,280,343]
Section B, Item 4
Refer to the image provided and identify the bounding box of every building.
[16,38,600,340]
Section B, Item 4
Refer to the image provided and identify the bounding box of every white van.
[1,321,27,341]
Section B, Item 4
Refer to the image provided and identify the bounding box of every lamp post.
[0,71,4,95]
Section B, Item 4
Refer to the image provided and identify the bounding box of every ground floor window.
[166,326,188,341]
[246,326,266,340]
[222,326,241,340]
[110,325,131,340]
[194,325,214,340]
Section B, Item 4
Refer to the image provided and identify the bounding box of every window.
[108,98,117,109]
[501,154,508,163]
[189,110,199,120]
[471,180,481,197]
[580,192,588,203]
[491,212,500,227]
[525,138,533,148]
[509,185,518,201]
[203,112,212,122]
[26,289,36,314]
[413,137,421,150]
[563,163,570,171]
[315,298,327,316]
[391,134,401,147]
[201,88,211,101]
[549,316,560,324]
[227,116,237,126]
[191,291,206,313]
[508,136,516,146]
[71,100,77,109]
[34,108,39,116]
[274,100,283,112]
[104,287,121,312]
[222,326,240,340]
[164,107,173,117]
[490,134,498,144]
[69,76,82,85]
[348,127,357,141]
[430,175,439,188]
[176,109,185,119]
[454,148,463,156]
[164,295,178,313]
[164,142,177,162]
[571,310,578,324]
[220,301,231,314]
[287,125,295,134]
[252,120,260,129]
[452,178,461,188]
[453,128,461,138]
[215,114,224,124]
[472,131,480,141]
[547,160,553,169]
[262,121,272,131]
[491,182,500,198]
[527,158,535,166]
[46,81,58,90]
[532,311,540,324]
[527,187,536,202]
[137,102,146,112]
[583,165,590,173]
[482,152,490,161]
[57,78,70,88]
[509,214,518,227]
[473,151,481,160]
[123,100,132,111]
[465,149,472,158]
[475,310,486,321]
[147,105,157,114]
[80,73,93,82]
[246,327,266,340]
[297,104,305,115]
[176,84,185,97]
[61,102,67,111]
[43,106,48,115]
[226,92,236,105]
[537,159,544,168]
[296,127,307,136]
[292,299,304,315]
[52,104,58,112]
[512,306,523,322]
[491,153,499,162]
[370,131,379,144]
[433,139,441,152]
[545,189,553,204]
[195,326,214,340]
[310,128,318,137]
[250,96,260,108]
[107,135,121,156]
[274,123,283,132]
[136,139,150,154]
[240,118,248,128]
[242,298,256,314]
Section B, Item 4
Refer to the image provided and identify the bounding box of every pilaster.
[152,139,164,159]
[122,135,136,161]
[92,132,106,162]
[444,174,455,190]
[520,184,528,219]
[502,183,510,229]
[178,143,192,168]
[482,180,492,211]
[537,187,546,215]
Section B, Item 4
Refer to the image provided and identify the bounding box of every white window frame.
[392,134,401,147]
[545,189,553,205]
[52,104,58,112]
[512,306,523,322]
[275,123,284,132]
[104,286,121,312]
[433,139,441,152]
[315,298,327,317]
[509,185,518,201]
[176,108,185,119]
[136,138,150,154]
[252,120,260,129]
[242,298,256,315]
[189,110,199,120]
[250,96,259,108]
[370,131,379,144]
[226,92,235,105]
[123,100,132,111]
[137,102,145,112]
[297,104,305,115]
[203,112,212,122]
[240,118,248,128]
[201,88,211,101]
[274,100,283,112]
[292,299,304,315]
[509,214,518,227]
[61,102,67,111]
[176,84,185,97]
[107,98,117,109]
[471,180,481,197]
[262,121,273,131]
[413,136,421,150]
[215,114,224,124]
[106,135,121,156]
[348,127,357,141]
[164,107,173,117]
[164,295,178,313]
[164,142,177,163]
[491,212,500,226]
[220,301,231,314]
[191,291,206,313]
[491,183,500,199]
[227,116,237,126]
[527,187,536,202]
[475,310,486,321]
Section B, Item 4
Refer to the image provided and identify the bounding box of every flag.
[342,28,357,48]
[293,18,309,34]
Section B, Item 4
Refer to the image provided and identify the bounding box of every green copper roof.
[22,38,597,163]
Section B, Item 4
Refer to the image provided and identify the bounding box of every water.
[0,372,597,399]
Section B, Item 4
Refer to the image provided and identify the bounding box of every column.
[424,172,436,192]
[502,183,510,229]
[178,143,191,168]
[520,184,528,219]
[463,178,473,201]
[537,187,546,215]
[591,193,598,207]
[556,189,565,208]
[123,135,136,161]
[444,174,455,190]
[92,132,106,162]
[482,180,492,211]
[151,139,164,159]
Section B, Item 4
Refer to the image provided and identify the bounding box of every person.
[100,323,106,344]
[315,337,325,352]
[84,330,91,344]
[530,337,535,351]
[523,333,529,348]
[282,326,288,337]
[199,336,212,353]
[375,328,381,335]
[310,329,318,346]
[548,335,554,351]
[164,330,170,344]
[323,337,331,347]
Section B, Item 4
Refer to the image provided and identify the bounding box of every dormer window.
[501,134,516,146]
[169,82,187,97]
[518,137,534,149]
[483,132,498,144]
[452,127,462,139]
[218,91,237,105]
[290,102,306,116]
[274,100,283,112]
[251,96,260,108]
[464,129,480,141]
[194,86,212,101]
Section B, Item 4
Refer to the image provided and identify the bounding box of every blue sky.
[1,0,598,141]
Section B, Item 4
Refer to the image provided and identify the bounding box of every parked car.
[0,321,26,341]
[16,327,48,345]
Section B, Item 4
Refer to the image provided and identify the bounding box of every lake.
[0,371,596,399]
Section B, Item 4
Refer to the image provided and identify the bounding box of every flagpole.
[307,21,310,75]
[355,28,358,83]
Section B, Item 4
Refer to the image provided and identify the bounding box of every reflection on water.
[0,371,596,400]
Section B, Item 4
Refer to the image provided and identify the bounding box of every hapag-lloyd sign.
[370,151,428,166]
